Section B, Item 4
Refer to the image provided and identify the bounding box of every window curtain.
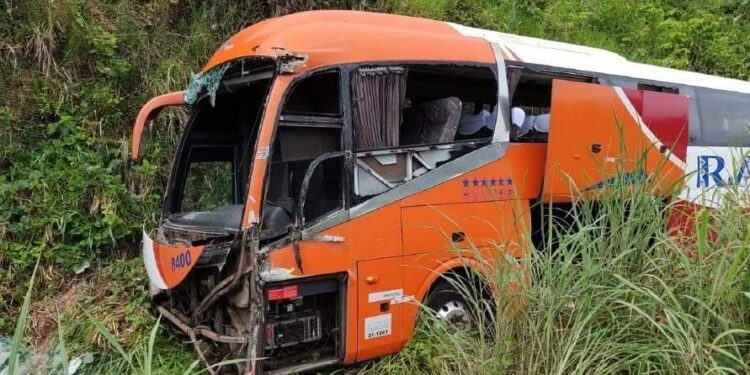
[351,67,407,150]
[508,69,522,100]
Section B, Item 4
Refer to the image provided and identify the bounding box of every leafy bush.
[386,0,750,80]
[0,114,140,271]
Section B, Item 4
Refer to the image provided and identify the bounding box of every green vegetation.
[1,0,749,373]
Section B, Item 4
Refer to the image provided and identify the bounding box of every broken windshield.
[163,63,273,235]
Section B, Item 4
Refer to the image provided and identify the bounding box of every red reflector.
[267,285,298,301]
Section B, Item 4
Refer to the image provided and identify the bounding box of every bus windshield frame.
[161,61,275,239]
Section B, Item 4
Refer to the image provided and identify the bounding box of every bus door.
[541,80,688,202]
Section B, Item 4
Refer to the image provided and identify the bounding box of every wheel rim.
[435,299,471,329]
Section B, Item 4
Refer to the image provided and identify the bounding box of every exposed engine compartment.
[154,238,345,374]
[263,277,344,371]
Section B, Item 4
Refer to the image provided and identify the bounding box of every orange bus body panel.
[266,144,544,363]
[152,242,204,289]
[203,11,494,74]
[242,76,292,228]
[401,201,528,257]
[543,80,687,202]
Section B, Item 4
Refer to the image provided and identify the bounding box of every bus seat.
[402,97,462,145]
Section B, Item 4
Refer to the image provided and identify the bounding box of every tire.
[425,280,476,330]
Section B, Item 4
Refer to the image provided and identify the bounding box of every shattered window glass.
[185,64,231,106]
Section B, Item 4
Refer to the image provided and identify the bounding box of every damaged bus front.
[132,52,341,373]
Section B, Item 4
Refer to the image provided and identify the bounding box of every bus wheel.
[426,281,473,330]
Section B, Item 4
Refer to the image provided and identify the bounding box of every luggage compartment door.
[541,80,688,202]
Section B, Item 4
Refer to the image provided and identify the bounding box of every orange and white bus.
[131,10,750,374]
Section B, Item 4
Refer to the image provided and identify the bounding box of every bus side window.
[637,82,679,94]
[349,64,497,201]
[678,85,702,144]
[283,71,341,116]
[509,70,551,143]
[509,70,595,143]
[261,71,344,240]
[401,66,497,145]
[350,65,497,151]
[696,88,750,147]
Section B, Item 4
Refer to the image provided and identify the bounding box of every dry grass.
[26,23,57,77]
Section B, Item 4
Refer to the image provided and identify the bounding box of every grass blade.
[56,314,70,375]
[81,305,134,370]
[145,315,162,375]
[180,359,202,375]
[7,254,41,375]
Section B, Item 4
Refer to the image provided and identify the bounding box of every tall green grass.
[362,180,750,374]
[4,256,40,375]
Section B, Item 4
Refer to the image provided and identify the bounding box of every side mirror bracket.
[131,91,187,160]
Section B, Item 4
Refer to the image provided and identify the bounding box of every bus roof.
[450,23,750,94]
[202,11,495,72]
[204,10,750,94]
